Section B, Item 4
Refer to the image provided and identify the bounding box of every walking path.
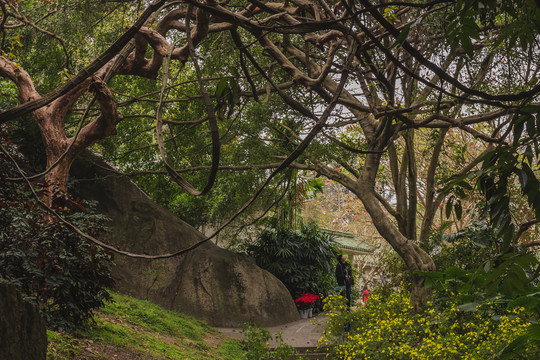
[217,314,328,348]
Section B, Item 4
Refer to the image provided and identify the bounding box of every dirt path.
[216,315,328,348]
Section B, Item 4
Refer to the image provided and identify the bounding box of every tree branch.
[154,4,219,196]
[73,78,120,154]
[0,0,167,123]
[358,0,540,103]
[3,0,70,68]
[0,55,41,104]
[514,219,540,245]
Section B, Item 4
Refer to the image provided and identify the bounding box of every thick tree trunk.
[38,117,70,207]
[43,153,72,208]
[306,154,436,311]
[359,185,436,311]
[357,150,436,312]
[410,273,432,311]
[1,54,119,210]
[39,84,117,209]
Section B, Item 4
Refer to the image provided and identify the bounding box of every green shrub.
[0,133,113,331]
[242,221,339,298]
[377,220,525,295]
[418,247,540,359]
[240,323,296,360]
[320,291,538,359]
[0,200,114,331]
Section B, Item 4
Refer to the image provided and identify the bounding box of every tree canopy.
[1,0,539,309]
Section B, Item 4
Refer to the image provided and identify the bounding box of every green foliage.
[47,291,245,360]
[419,220,539,314]
[240,323,296,360]
[5,0,134,92]
[320,291,538,359]
[430,220,500,271]
[376,248,412,293]
[418,246,540,358]
[443,104,540,250]
[98,292,213,341]
[446,0,540,54]
[0,200,114,331]
[0,131,113,331]
[429,102,540,358]
[242,221,340,298]
[47,330,84,360]
[378,218,536,300]
[421,251,538,306]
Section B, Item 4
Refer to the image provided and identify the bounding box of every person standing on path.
[335,254,352,308]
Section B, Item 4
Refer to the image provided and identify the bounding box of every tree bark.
[357,148,436,311]
[1,56,119,208]
[304,153,436,311]
[356,183,436,312]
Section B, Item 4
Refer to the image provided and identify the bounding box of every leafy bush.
[320,291,538,359]
[376,220,512,293]
[0,131,113,330]
[240,323,296,360]
[430,220,500,271]
[0,201,114,331]
[242,221,339,298]
[419,247,540,359]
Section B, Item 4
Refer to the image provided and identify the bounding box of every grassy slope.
[46,292,246,360]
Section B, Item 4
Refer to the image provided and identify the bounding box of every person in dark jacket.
[335,254,352,308]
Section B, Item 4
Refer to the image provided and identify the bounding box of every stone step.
[296,346,330,359]
[294,352,329,359]
[269,346,331,359]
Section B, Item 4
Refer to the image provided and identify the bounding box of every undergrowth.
[47,291,245,360]
[320,292,538,359]
[0,126,113,331]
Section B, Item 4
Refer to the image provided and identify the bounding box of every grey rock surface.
[71,151,299,327]
[0,279,47,360]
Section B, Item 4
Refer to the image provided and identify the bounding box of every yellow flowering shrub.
[319,292,538,359]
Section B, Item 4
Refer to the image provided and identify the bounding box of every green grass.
[218,341,247,359]
[47,291,246,360]
[98,292,213,341]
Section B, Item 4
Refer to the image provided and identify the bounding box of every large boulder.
[0,279,47,360]
[71,152,299,327]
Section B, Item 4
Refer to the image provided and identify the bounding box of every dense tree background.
[1,0,539,312]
